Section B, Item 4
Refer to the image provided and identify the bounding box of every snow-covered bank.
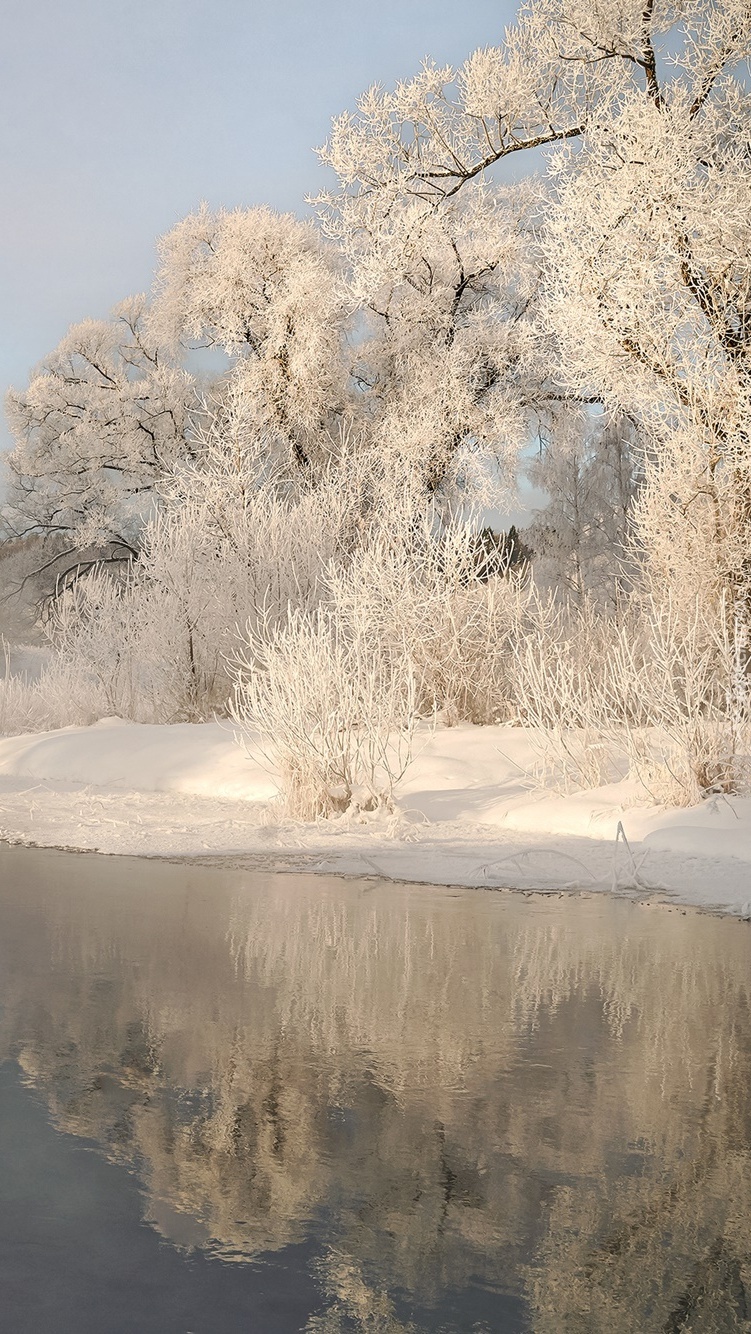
[0,719,749,916]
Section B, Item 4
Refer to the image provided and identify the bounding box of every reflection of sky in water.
[0,845,750,1333]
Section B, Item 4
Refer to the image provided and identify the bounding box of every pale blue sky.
[0,0,518,450]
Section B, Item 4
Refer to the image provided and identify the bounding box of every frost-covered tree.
[320,0,751,583]
[4,296,195,564]
[150,194,546,503]
[314,0,689,499]
[540,1,751,626]
[317,178,543,495]
[320,0,748,203]
[149,204,353,475]
[527,412,642,606]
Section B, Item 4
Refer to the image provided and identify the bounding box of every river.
[0,845,749,1332]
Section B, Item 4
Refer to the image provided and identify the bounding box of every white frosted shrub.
[0,636,108,736]
[0,638,44,736]
[35,442,369,727]
[513,591,751,804]
[604,595,751,806]
[50,573,168,723]
[230,606,417,819]
[31,656,110,730]
[46,564,219,726]
[511,592,625,791]
[229,507,533,818]
[327,515,529,726]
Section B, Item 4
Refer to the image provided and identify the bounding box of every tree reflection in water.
[0,846,749,1332]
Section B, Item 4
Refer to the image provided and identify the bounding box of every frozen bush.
[327,513,530,726]
[511,592,624,791]
[0,636,108,736]
[605,595,751,806]
[0,638,42,736]
[512,591,751,805]
[230,606,417,819]
[37,432,369,726]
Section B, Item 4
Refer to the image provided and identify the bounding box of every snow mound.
[1,721,750,917]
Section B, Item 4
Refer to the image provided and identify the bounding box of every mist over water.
[0,846,749,1332]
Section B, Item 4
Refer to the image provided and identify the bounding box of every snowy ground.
[1,718,750,916]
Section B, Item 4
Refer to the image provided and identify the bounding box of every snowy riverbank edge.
[1,718,749,917]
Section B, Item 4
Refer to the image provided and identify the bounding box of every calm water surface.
[0,845,749,1333]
